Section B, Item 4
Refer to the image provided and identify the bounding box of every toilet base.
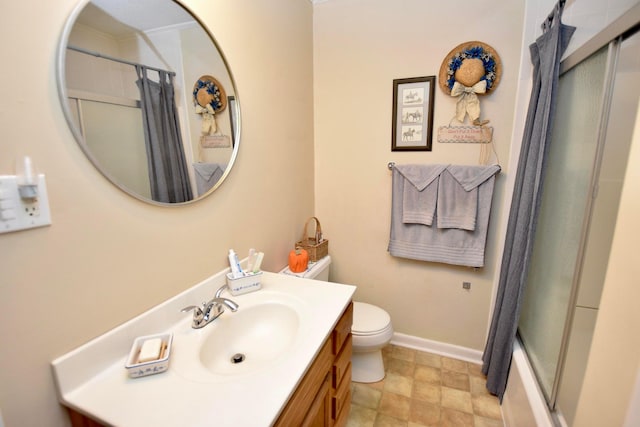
[351,350,386,383]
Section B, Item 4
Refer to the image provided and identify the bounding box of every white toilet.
[279,255,393,383]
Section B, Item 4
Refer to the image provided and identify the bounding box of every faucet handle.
[181,304,204,319]
[181,304,202,313]
[212,297,239,312]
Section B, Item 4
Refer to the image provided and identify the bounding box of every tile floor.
[346,345,504,427]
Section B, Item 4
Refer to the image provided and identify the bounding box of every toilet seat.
[352,302,391,336]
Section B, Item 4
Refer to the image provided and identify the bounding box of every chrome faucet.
[181,285,238,329]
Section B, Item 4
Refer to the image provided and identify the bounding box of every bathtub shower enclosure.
[517,10,639,426]
[66,88,152,198]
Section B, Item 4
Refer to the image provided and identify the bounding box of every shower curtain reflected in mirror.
[136,66,193,203]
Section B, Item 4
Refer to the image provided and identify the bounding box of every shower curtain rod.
[67,45,176,77]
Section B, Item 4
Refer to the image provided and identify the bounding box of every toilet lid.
[352,302,391,335]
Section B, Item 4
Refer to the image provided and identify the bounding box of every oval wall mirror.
[57,0,240,205]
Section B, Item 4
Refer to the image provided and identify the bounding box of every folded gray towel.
[395,164,449,226]
[437,164,501,231]
[193,162,225,196]
[447,164,501,191]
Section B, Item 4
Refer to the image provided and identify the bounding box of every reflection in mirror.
[59,0,240,205]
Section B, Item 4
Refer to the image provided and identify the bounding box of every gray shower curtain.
[136,66,193,203]
[481,2,575,400]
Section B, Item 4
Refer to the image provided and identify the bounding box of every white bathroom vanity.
[51,268,355,426]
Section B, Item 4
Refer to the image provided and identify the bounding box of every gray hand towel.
[437,165,501,231]
[394,164,449,226]
[193,162,225,196]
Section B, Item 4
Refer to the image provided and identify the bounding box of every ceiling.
[76,0,194,38]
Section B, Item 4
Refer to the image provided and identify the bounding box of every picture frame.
[391,76,435,151]
[228,95,237,147]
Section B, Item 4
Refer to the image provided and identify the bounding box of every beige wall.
[313,0,525,350]
[0,0,314,425]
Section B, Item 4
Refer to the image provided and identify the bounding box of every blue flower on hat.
[193,78,223,111]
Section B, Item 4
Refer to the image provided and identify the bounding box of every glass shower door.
[81,100,150,199]
[517,45,609,401]
[68,97,150,199]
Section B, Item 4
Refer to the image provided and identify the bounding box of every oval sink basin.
[198,302,300,375]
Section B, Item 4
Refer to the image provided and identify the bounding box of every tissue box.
[226,271,262,296]
[124,333,173,378]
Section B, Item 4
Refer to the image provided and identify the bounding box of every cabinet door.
[67,408,106,427]
[302,373,331,427]
[274,338,333,426]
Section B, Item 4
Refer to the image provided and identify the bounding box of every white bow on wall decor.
[450,80,487,124]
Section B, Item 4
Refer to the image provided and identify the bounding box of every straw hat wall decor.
[193,75,227,135]
[193,75,226,112]
[438,41,501,126]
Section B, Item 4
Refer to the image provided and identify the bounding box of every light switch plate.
[0,174,52,234]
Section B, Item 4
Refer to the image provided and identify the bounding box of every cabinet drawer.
[332,363,352,421]
[333,386,351,427]
[333,303,353,355]
[332,335,352,389]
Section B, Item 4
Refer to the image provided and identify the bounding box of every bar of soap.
[138,337,163,363]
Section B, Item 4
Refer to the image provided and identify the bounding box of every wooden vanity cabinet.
[331,302,353,427]
[67,302,354,427]
[66,409,104,427]
[275,301,353,427]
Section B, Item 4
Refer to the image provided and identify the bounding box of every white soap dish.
[124,333,173,378]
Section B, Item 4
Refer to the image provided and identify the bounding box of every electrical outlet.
[0,175,51,234]
[462,281,471,290]
[23,198,40,217]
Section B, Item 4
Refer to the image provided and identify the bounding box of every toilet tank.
[279,255,331,281]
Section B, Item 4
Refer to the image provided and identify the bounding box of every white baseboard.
[390,332,484,365]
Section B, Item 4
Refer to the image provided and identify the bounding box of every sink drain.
[231,353,246,364]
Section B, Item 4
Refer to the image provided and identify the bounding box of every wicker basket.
[296,217,329,262]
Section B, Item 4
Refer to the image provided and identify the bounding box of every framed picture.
[228,96,237,147]
[391,76,435,151]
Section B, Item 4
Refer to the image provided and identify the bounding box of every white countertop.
[51,268,355,427]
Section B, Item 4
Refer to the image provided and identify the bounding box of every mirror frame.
[56,0,241,206]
